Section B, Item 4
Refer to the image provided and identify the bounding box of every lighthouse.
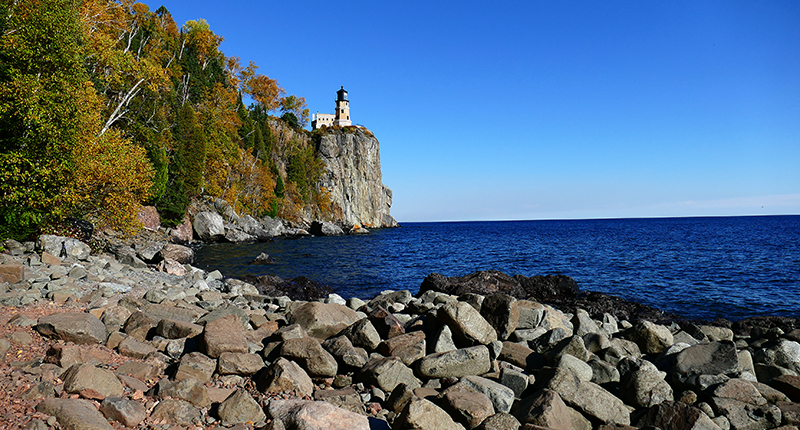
[333,86,351,127]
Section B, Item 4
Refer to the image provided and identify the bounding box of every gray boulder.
[257,357,314,397]
[150,399,202,426]
[224,227,257,243]
[439,383,495,429]
[359,356,421,393]
[545,367,631,425]
[310,221,345,236]
[261,216,286,236]
[36,398,114,430]
[235,214,272,240]
[628,320,674,354]
[35,312,107,345]
[159,243,194,264]
[342,318,382,351]
[289,302,360,339]
[618,357,673,408]
[193,211,225,241]
[62,363,125,398]
[267,399,370,430]
[100,397,147,427]
[281,337,338,377]
[395,398,466,430]
[323,336,369,368]
[218,389,267,426]
[417,345,492,378]
[710,378,781,430]
[460,375,516,414]
[438,301,498,346]
[673,341,739,389]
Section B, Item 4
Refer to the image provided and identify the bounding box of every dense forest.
[0,0,331,241]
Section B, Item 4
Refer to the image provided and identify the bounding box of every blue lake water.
[194,215,800,321]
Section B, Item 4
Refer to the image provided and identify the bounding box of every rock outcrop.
[316,128,398,228]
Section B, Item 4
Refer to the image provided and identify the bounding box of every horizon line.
[395,213,800,224]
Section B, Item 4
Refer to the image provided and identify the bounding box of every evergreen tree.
[172,103,207,197]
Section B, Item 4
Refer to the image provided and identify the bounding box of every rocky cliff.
[316,127,398,228]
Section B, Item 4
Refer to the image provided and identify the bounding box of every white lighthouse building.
[311,86,352,130]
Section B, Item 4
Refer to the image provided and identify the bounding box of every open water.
[194,215,800,321]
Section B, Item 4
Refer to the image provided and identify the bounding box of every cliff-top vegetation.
[0,0,332,241]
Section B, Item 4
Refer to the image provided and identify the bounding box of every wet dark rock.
[246,274,333,301]
[732,316,800,338]
[420,271,680,324]
[419,271,525,298]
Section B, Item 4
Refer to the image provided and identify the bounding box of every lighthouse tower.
[333,86,351,127]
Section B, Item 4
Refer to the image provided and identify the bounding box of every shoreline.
[1,233,799,429]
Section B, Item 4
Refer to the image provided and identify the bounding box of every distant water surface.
[194,215,800,321]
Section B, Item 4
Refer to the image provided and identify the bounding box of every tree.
[0,0,153,238]
[245,74,285,112]
[171,103,206,197]
[280,95,309,128]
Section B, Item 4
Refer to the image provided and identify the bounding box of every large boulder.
[261,216,286,236]
[628,320,674,354]
[175,352,217,382]
[235,214,272,240]
[460,375,516,414]
[218,389,267,426]
[193,211,225,241]
[439,383,495,429]
[673,341,739,388]
[37,235,92,260]
[62,363,125,398]
[618,357,673,408]
[310,221,345,236]
[35,312,107,345]
[359,356,421,393]
[438,301,498,346]
[37,398,114,430]
[203,314,248,358]
[289,302,360,339]
[377,331,427,366]
[158,243,194,264]
[257,358,314,397]
[545,367,631,425]
[515,389,573,430]
[480,293,519,340]
[267,399,370,430]
[637,401,721,430]
[417,346,492,379]
[281,337,338,377]
[394,398,466,430]
[323,336,369,369]
[710,379,781,430]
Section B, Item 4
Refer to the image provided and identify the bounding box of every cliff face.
[316,128,398,228]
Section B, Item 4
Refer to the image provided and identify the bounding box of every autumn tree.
[245,74,285,112]
[280,95,310,129]
[0,0,153,238]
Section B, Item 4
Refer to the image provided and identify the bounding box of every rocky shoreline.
[1,231,800,430]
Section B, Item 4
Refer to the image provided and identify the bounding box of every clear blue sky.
[160,1,800,222]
